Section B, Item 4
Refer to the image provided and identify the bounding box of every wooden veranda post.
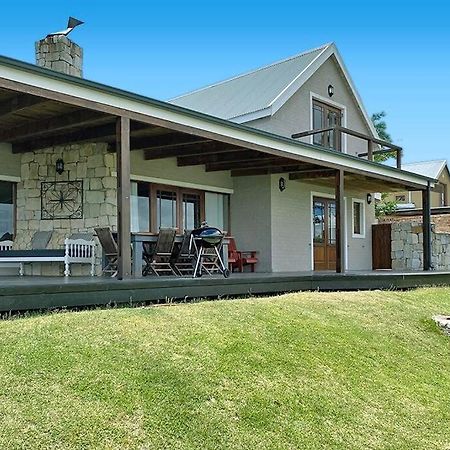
[335,169,345,273]
[422,182,432,271]
[116,116,132,279]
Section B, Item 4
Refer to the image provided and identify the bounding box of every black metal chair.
[142,228,177,276]
[94,227,118,277]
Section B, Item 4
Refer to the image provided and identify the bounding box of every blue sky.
[0,0,449,163]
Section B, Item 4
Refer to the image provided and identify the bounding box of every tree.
[371,111,394,163]
[375,192,397,219]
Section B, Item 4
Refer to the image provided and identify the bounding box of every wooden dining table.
[131,232,230,277]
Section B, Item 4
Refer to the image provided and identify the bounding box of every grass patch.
[1,287,450,449]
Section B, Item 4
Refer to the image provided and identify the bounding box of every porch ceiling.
[0,86,329,180]
[0,81,427,193]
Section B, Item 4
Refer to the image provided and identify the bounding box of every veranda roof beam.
[144,142,242,160]
[205,158,300,172]
[0,109,111,142]
[12,121,150,153]
[230,163,319,177]
[0,93,49,118]
[177,150,266,167]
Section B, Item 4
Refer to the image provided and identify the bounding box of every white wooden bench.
[0,240,13,251]
[0,238,96,276]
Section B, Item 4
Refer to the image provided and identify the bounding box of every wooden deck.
[1,270,450,312]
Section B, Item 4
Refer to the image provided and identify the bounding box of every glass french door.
[312,99,342,151]
[313,197,337,271]
[182,192,201,231]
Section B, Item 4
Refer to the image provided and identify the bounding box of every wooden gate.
[372,223,392,269]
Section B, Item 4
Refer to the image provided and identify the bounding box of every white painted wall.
[130,150,233,191]
[245,56,372,157]
[230,175,272,272]
[346,193,376,271]
[269,175,375,272]
[0,143,20,179]
[270,175,313,271]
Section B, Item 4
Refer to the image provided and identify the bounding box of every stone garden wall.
[381,214,450,234]
[15,143,117,275]
[391,221,450,271]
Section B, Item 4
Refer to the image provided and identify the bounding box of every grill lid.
[192,227,224,247]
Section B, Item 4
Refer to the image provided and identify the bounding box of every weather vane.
[47,17,84,38]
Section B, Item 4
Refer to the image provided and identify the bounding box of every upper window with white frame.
[352,199,365,238]
[312,99,342,151]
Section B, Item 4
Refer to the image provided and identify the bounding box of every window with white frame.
[352,199,365,238]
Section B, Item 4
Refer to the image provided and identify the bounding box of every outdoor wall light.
[327,84,334,97]
[55,158,65,175]
[279,177,286,192]
[367,193,373,205]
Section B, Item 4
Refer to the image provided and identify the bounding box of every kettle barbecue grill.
[191,226,230,278]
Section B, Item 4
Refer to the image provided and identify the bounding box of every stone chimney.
[35,35,83,77]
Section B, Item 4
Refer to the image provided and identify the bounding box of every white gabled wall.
[245,56,372,158]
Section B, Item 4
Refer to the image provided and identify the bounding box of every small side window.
[352,199,365,238]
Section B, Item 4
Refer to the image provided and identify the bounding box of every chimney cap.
[46,16,84,38]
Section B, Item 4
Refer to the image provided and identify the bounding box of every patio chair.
[171,230,193,276]
[95,227,118,277]
[142,228,177,276]
[228,238,258,272]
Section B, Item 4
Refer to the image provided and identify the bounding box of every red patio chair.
[228,238,258,272]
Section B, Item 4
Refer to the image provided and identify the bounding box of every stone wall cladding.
[381,214,450,234]
[35,35,83,77]
[15,143,117,275]
[391,221,450,271]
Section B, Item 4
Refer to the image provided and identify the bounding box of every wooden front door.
[372,223,392,269]
[313,197,337,271]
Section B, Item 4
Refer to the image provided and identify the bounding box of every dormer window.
[312,99,342,151]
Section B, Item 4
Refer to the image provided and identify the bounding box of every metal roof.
[169,42,378,138]
[401,160,447,180]
[170,44,330,120]
[0,53,435,189]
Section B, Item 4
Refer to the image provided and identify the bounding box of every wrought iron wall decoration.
[41,180,83,220]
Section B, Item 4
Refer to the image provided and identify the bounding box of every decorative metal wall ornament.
[41,180,83,220]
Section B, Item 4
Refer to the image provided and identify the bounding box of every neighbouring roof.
[401,160,448,180]
[170,43,378,136]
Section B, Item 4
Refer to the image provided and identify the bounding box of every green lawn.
[1,288,450,449]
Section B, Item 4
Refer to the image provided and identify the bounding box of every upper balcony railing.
[291,126,403,169]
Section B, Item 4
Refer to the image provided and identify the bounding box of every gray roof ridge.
[169,42,333,102]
